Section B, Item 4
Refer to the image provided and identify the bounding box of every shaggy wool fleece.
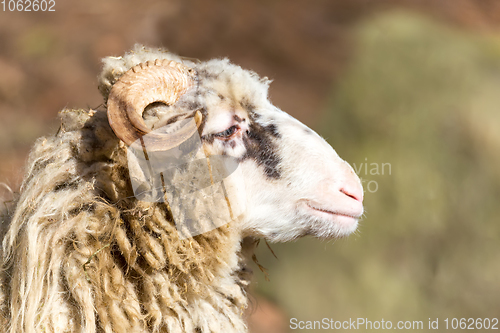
[0,103,252,331]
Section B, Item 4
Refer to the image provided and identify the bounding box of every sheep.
[0,45,364,333]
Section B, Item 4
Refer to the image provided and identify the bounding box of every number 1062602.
[2,0,55,11]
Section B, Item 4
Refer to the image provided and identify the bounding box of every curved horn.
[107,59,201,151]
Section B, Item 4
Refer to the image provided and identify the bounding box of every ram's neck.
[1,108,253,333]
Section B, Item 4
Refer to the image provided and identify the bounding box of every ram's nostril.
[340,185,363,203]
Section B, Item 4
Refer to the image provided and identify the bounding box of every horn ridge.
[107,59,199,151]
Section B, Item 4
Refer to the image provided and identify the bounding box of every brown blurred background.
[1,1,500,332]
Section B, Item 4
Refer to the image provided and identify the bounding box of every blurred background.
[1,1,500,332]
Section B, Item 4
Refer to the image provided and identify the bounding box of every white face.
[147,59,364,242]
[197,99,364,242]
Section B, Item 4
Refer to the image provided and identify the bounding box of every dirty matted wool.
[0,108,251,333]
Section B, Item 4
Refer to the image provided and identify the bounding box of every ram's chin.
[308,209,359,238]
[296,200,361,239]
[306,216,359,239]
[254,217,358,242]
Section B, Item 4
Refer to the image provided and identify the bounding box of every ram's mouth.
[300,200,363,226]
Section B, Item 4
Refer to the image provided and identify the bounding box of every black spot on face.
[241,120,281,179]
[264,123,281,138]
[200,109,281,179]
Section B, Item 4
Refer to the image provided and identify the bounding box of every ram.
[0,46,363,333]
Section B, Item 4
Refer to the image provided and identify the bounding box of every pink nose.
[340,179,364,203]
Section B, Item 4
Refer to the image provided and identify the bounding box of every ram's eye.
[214,125,239,140]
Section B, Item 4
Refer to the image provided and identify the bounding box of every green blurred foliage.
[254,11,500,331]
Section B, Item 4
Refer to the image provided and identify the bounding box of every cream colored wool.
[0,109,250,332]
[0,45,364,333]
